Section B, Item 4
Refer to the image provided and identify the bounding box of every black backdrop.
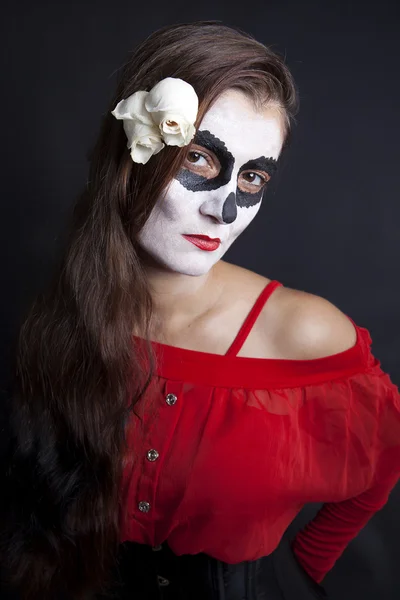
[1,1,399,598]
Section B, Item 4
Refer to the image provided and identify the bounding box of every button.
[166,393,177,406]
[147,449,159,462]
[152,544,163,551]
[138,501,151,513]
[157,575,170,587]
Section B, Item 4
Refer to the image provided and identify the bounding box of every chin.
[141,243,226,276]
[182,266,214,277]
[167,261,216,277]
[152,253,219,277]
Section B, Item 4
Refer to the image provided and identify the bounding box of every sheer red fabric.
[119,280,400,583]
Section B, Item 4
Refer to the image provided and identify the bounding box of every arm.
[276,289,400,583]
[291,476,399,583]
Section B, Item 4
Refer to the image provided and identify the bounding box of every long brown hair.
[0,21,298,599]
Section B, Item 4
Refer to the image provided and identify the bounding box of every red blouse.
[119,280,400,584]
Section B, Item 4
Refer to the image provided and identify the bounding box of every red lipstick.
[182,234,221,252]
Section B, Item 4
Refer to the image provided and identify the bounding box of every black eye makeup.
[174,129,278,208]
[175,130,234,191]
[236,156,278,208]
[185,148,220,179]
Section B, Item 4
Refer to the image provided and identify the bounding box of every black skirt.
[101,534,330,600]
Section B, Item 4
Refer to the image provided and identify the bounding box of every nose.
[199,185,238,225]
[221,193,237,223]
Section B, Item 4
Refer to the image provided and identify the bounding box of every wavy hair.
[0,20,298,599]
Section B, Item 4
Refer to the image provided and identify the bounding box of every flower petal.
[122,120,164,164]
[122,120,160,148]
[145,77,199,124]
[159,114,184,134]
[111,91,153,125]
[161,132,186,146]
[130,143,157,164]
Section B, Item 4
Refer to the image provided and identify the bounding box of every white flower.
[111,77,199,163]
[111,91,163,164]
[145,78,198,147]
[123,120,164,165]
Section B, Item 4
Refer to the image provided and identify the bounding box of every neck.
[138,251,226,338]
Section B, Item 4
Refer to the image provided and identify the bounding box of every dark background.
[1,0,399,598]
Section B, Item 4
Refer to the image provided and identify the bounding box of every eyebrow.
[240,157,278,175]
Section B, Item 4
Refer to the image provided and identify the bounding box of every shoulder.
[263,284,358,360]
[218,261,358,360]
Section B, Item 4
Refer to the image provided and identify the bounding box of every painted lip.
[182,234,221,252]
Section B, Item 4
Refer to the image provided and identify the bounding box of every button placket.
[135,382,182,525]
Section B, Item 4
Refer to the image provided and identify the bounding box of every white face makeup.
[137,89,285,276]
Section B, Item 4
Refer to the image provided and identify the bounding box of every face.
[137,89,285,276]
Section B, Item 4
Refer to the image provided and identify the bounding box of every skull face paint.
[176,129,279,222]
[137,89,285,276]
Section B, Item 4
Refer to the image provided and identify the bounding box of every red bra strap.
[225,280,283,357]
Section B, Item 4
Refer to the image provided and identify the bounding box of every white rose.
[111,91,164,164]
[145,77,198,146]
[123,120,164,164]
[111,77,199,163]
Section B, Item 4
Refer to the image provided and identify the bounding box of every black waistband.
[99,534,329,600]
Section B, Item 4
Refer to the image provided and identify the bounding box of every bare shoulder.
[217,261,358,360]
[266,285,358,360]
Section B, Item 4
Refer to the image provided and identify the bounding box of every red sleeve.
[291,357,400,584]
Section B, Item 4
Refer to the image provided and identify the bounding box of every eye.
[182,146,220,179]
[239,171,271,193]
[242,172,266,186]
[187,151,209,166]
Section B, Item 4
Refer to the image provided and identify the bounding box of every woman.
[1,20,399,600]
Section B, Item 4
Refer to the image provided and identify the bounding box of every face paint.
[175,129,235,191]
[176,131,278,210]
[236,157,278,208]
[137,89,285,276]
